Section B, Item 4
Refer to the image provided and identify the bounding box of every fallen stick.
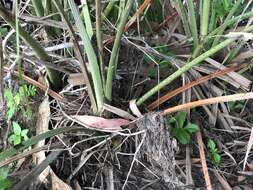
[163,92,253,115]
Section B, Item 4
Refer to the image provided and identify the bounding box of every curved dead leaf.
[71,115,130,130]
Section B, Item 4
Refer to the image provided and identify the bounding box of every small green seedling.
[208,139,221,166]
[0,167,12,190]
[166,112,199,145]
[8,122,29,145]
[4,84,36,119]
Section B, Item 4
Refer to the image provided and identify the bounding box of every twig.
[124,0,151,31]
[213,170,232,190]
[163,92,253,115]
[122,133,146,190]
[196,131,213,190]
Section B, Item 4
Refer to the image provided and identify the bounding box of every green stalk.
[176,0,191,37]
[200,0,210,38]
[211,0,242,47]
[187,0,198,48]
[31,0,44,16]
[0,6,61,89]
[208,2,216,33]
[96,0,105,88]
[68,0,104,112]
[137,25,253,105]
[105,0,134,101]
[118,0,126,23]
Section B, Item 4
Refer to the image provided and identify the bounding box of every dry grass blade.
[124,0,151,31]
[0,143,60,168]
[205,58,252,90]
[213,170,232,190]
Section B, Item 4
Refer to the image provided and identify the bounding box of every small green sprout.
[8,122,29,145]
[4,84,36,120]
[166,112,199,145]
[208,139,221,166]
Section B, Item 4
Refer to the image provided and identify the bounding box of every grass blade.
[31,0,44,16]
[176,0,191,37]
[52,0,98,112]
[96,0,105,88]
[200,0,210,38]
[68,0,104,112]
[81,0,93,38]
[187,0,198,48]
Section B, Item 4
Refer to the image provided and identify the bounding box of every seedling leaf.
[208,139,216,150]
[12,122,21,135]
[176,112,186,128]
[185,123,199,133]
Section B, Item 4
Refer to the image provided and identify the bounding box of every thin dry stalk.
[124,0,151,31]
[213,170,232,190]
[196,131,213,190]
